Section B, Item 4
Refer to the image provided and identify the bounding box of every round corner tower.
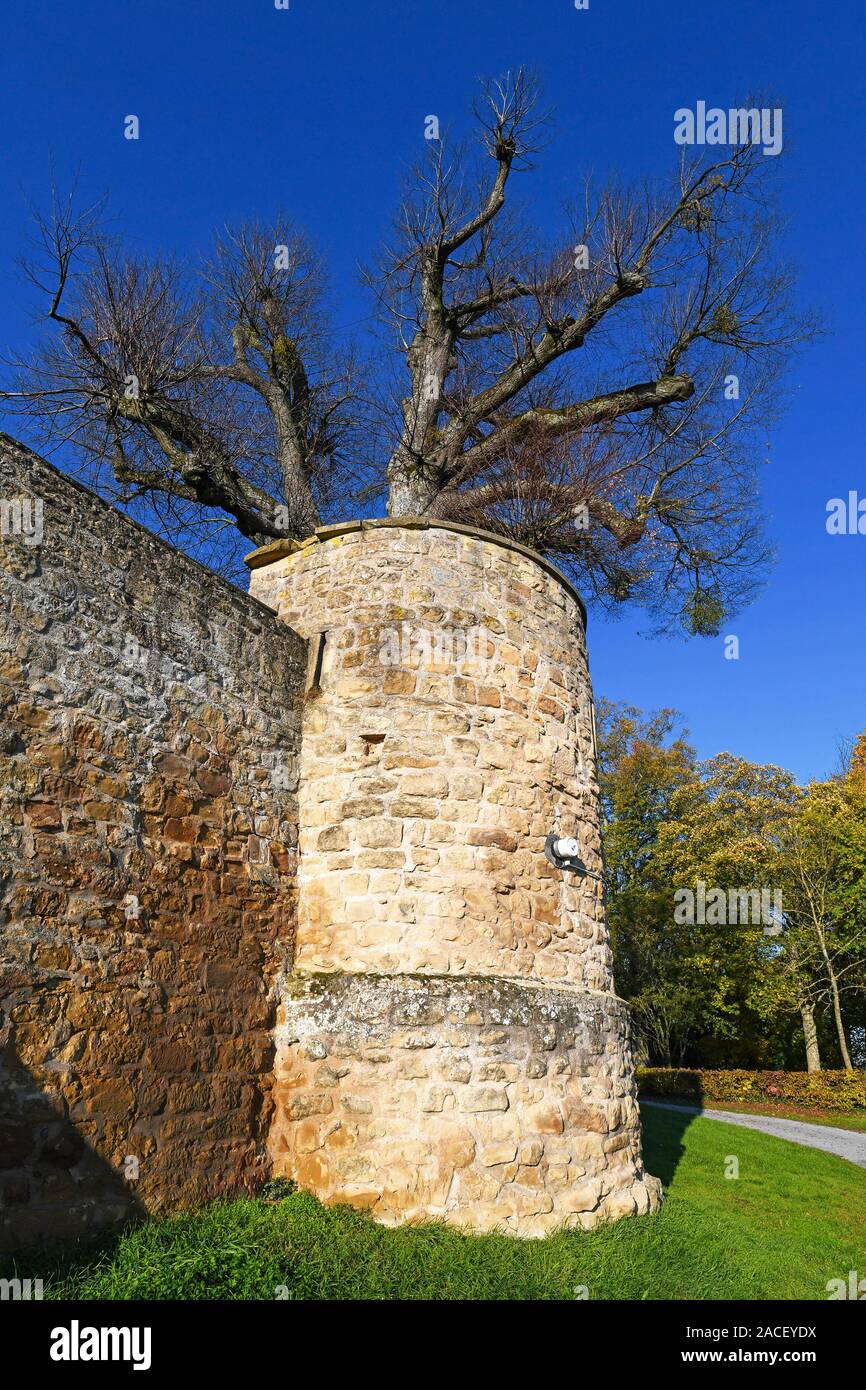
[247,518,662,1237]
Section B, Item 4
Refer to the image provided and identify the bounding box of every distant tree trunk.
[815,929,854,1071]
[629,1018,650,1067]
[827,973,854,1071]
[800,1002,821,1073]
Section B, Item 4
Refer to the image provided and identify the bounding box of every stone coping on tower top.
[244,516,588,628]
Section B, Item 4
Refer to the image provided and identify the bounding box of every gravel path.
[640,1099,866,1169]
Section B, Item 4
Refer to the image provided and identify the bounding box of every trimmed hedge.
[636,1068,866,1112]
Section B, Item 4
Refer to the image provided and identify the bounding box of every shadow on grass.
[639,1100,694,1187]
[1,1099,696,1293]
[0,1223,132,1289]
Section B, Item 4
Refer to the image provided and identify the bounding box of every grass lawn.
[6,1108,865,1300]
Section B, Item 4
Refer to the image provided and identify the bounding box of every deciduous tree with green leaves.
[599,704,866,1071]
[597,704,771,1065]
[776,777,866,1071]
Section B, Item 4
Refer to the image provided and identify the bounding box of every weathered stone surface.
[0,437,306,1252]
[1,443,661,1247]
[250,522,662,1236]
[249,524,609,986]
[268,974,661,1237]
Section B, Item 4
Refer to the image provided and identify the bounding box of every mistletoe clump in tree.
[3,71,814,631]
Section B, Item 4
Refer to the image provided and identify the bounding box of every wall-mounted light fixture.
[544,831,588,874]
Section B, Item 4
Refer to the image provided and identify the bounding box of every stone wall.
[1,438,660,1250]
[248,520,661,1236]
[0,436,306,1252]
[269,975,653,1235]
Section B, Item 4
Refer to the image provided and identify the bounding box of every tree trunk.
[800,1002,822,1073]
[815,930,854,1070]
[386,446,440,517]
[828,972,854,1070]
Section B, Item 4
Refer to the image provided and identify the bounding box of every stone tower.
[247,519,661,1237]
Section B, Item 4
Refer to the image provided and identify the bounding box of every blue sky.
[0,0,863,782]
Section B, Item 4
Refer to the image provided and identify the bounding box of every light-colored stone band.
[279,970,632,1041]
[287,969,631,1011]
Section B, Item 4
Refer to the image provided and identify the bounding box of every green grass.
[6,1109,866,1300]
[669,1099,866,1133]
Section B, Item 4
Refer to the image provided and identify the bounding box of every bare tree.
[3,72,815,620]
[4,188,369,568]
[372,71,816,627]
